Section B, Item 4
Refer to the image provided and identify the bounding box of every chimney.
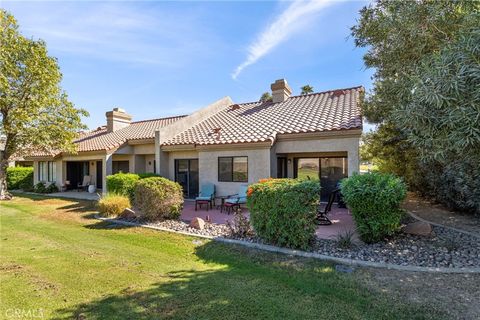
[271,79,292,103]
[106,107,132,132]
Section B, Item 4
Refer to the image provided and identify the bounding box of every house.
[0,137,33,168]
[26,79,363,199]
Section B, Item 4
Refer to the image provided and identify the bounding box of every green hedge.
[106,173,140,200]
[247,179,320,250]
[134,177,183,221]
[340,172,407,243]
[106,173,160,200]
[6,167,33,190]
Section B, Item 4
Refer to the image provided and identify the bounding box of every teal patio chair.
[224,184,248,214]
[195,183,215,211]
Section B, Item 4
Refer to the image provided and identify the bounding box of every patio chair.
[224,184,248,214]
[195,183,215,211]
[77,175,91,192]
[316,188,340,226]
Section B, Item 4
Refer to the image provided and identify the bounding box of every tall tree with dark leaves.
[0,10,88,199]
[351,0,480,213]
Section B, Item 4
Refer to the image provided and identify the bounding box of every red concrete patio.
[180,200,357,240]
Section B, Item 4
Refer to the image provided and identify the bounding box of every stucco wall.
[145,155,155,173]
[198,148,271,196]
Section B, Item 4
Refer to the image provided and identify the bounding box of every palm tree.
[259,92,272,103]
[301,85,314,95]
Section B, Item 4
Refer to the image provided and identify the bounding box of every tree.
[300,85,313,95]
[259,92,272,103]
[351,0,480,213]
[0,10,88,199]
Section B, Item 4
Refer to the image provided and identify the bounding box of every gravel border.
[95,216,480,274]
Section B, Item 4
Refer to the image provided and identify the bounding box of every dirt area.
[356,267,480,320]
[403,192,480,235]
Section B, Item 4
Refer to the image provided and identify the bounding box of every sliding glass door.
[295,157,348,201]
[174,159,199,198]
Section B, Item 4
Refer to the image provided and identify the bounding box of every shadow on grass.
[84,219,136,230]
[52,241,438,320]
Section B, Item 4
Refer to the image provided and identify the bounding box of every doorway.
[174,159,199,198]
[66,161,90,190]
[96,161,103,189]
[294,157,348,201]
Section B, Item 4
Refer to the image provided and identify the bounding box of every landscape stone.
[403,221,432,236]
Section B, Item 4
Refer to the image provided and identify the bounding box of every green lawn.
[1,195,436,319]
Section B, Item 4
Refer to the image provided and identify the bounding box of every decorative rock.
[403,221,432,236]
[189,217,206,230]
[121,208,136,219]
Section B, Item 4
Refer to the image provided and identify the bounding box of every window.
[112,161,129,174]
[48,161,56,182]
[38,161,47,182]
[38,161,56,182]
[218,157,248,182]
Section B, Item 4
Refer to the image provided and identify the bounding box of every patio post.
[102,153,112,194]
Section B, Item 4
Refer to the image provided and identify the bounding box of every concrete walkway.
[48,191,100,201]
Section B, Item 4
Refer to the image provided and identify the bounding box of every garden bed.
[114,216,480,270]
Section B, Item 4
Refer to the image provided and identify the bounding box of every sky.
[3,0,374,130]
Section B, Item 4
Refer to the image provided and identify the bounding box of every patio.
[48,190,100,201]
[180,200,356,240]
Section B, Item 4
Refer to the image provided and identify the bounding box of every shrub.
[247,179,320,250]
[106,173,140,200]
[138,173,160,179]
[340,172,407,243]
[98,193,131,217]
[226,210,253,238]
[46,183,59,193]
[34,182,47,193]
[6,167,33,190]
[134,177,183,221]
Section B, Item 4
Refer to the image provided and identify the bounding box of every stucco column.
[154,130,161,175]
[102,153,112,194]
[347,140,360,176]
[33,161,39,185]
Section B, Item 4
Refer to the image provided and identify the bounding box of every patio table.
[215,196,229,212]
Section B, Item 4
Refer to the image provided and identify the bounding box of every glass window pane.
[297,158,319,180]
[218,157,232,181]
[233,157,248,182]
[320,157,348,201]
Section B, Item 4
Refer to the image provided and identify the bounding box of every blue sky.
[3,0,374,130]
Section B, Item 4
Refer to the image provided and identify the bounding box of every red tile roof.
[74,116,185,152]
[163,86,363,146]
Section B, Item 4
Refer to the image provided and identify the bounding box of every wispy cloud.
[4,2,216,67]
[232,0,333,79]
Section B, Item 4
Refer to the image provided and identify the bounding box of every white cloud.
[3,2,216,67]
[232,0,333,79]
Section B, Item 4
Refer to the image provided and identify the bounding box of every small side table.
[215,196,229,212]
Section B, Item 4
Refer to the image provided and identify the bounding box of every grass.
[0,195,439,319]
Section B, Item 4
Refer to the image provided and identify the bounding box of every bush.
[247,179,320,250]
[134,177,183,221]
[98,193,131,217]
[340,172,406,243]
[6,167,33,190]
[106,173,140,200]
[138,173,160,179]
[46,183,59,193]
[34,182,47,193]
